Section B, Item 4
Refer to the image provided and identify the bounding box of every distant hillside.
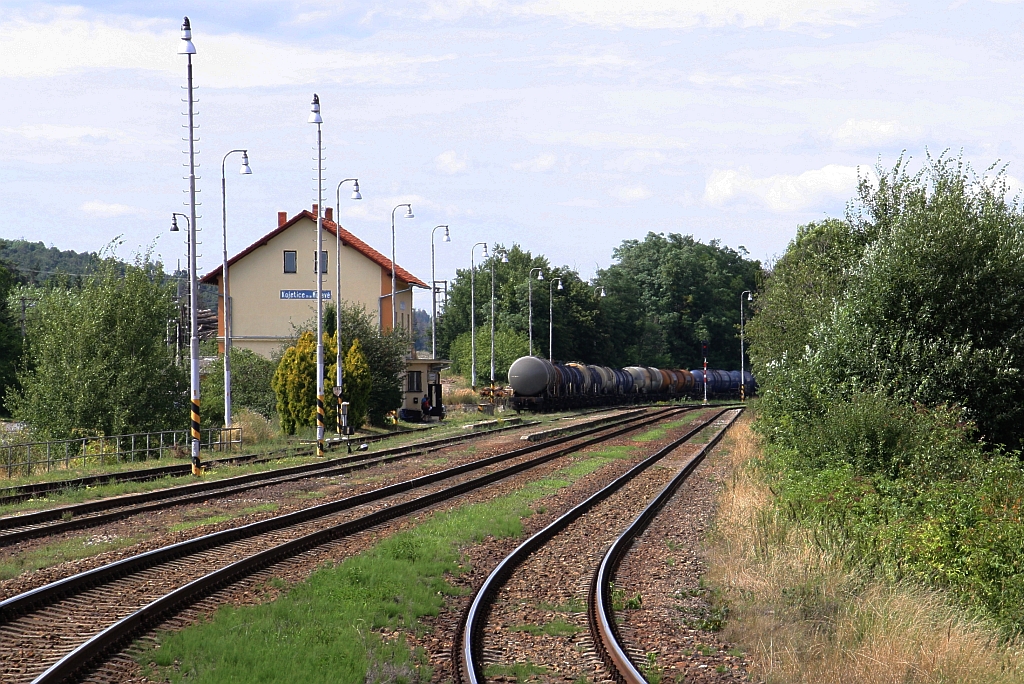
[0,239,103,285]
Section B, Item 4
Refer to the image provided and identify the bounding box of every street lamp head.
[482,244,488,257]
[178,17,196,55]
[443,226,451,242]
[501,253,509,263]
[747,291,753,301]
[170,214,180,232]
[351,180,361,200]
[598,286,606,297]
[556,278,563,290]
[308,94,322,124]
[537,271,544,281]
[239,151,252,175]
[404,205,414,219]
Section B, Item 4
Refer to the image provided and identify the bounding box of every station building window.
[314,250,328,273]
[407,371,422,392]
[283,251,297,273]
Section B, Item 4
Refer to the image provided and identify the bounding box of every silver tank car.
[508,355,556,397]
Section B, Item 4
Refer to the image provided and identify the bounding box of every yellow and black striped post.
[190,398,202,476]
[316,394,326,456]
[336,395,342,434]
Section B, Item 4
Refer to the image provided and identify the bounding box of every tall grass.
[705,414,1024,684]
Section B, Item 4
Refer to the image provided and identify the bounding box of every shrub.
[448,328,528,385]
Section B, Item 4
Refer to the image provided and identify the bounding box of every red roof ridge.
[200,209,428,288]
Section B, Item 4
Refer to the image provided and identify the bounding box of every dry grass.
[445,387,481,406]
[234,409,276,445]
[706,414,1024,684]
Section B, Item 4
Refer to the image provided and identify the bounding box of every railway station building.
[200,204,428,358]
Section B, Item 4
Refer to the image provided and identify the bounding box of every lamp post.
[431,225,450,360]
[308,94,326,457]
[177,17,202,476]
[528,267,544,356]
[549,277,562,362]
[491,249,509,384]
[740,290,752,400]
[334,178,361,433]
[390,203,415,332]
[220,149,251,431]
[470,242,488,390]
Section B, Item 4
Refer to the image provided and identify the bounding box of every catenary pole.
[178,18,202,476]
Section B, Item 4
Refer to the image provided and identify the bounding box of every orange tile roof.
[200,209,428,288]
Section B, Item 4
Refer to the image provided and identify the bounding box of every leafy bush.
[748,154,1024,633]
[200,347,278,425]
[7,254,185,438]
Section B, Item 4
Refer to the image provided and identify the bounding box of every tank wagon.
[507,356,755,411]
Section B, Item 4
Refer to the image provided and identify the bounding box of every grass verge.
[704,413,1024,684]
[0,533,143,580]
[138,434,650,683]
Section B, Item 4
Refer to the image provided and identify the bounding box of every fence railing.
[0,427,242,478]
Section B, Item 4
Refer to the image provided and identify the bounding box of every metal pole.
[335,178,359,432]
[313,99,325,457]
[490,257,496,384]
[431,225,448,360]
[741,290,751,401]
[221,149,248,429]
[548,280,556,362]
[182,19,201,476]
[470,242,486,391]
[528,267,543,356]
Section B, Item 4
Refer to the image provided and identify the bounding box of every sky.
[1,0,1023,313]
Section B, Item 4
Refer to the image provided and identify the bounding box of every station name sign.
[280,290,332,300]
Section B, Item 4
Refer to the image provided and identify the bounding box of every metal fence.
[0,427,242,477]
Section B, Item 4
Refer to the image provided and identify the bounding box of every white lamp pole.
[490,249,508,384]
[528,267,544,356]
[470,242,488,390]
[390,203,415,331]
[549,277,562,361]
[741,290,752,400]
[308,94,326,456]
[431,225,450,360]
[220,149,251,431]
[334,178,360,432]
[178,17,202,475]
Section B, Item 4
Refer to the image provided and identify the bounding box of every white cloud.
[450,0,893,30]
[829,118,921,148]
[610,184,653,202]
[704,165,860,212]
[513,153,559,172]
[80,200,137,218]
[2,125,125,143]
[604,150,667,173]
[435,150,469,174]
[0,8,453,87]
[558,197,600,207]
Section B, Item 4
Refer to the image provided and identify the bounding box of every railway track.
[0,419,548,547]
[0,426,441,506]
[456,407,741,684]
[0,406,690,684]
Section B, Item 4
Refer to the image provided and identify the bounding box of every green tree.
[7,255,185,438]
[201,347,278,425]
[276,303,406,430]
[0,262,23,416]
[341,339,372,429]
[594,233,762,369]
[272,331,318,435]
[448,329,529,385]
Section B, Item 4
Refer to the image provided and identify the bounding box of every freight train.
[506,355,755,411]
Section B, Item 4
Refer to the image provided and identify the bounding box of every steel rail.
[589,408,743,683]
[0,420,548,545]
[0,427,436,505]
[456,407,731,684]
[2,407,679,622]
[22,407,690,684]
